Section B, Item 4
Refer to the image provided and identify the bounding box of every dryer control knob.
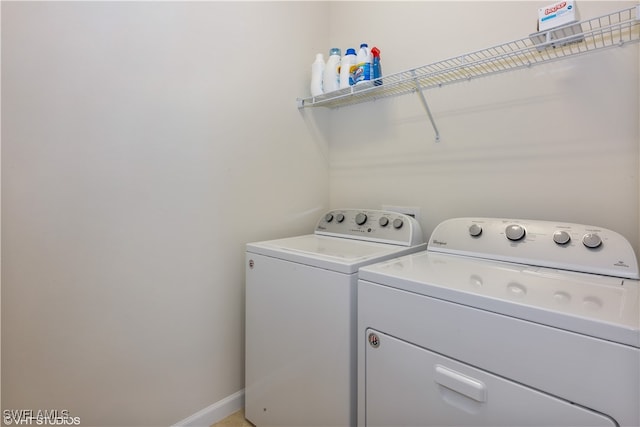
[325,213,334,223]
[469,224,483,237]
[505,224,526,241]
[583,233,602,249]
[355,213,368,225]
[336,213,345,223]
[393,218,404,229]
[379,217,389,227]
[553,230,571,245]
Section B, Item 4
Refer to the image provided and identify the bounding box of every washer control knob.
[393,218,404,229]
[379,217,389,227]
[469,224,483,237]
[505,224,526,241]
[336,213,345,223]
[583,233,602,249]
[553,230,571,245]
[325,213,334,223]
[355,213,368,225]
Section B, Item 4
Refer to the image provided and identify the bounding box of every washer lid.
[359,251,640,347]
[247,234,427,274]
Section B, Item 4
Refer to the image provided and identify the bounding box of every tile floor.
[210,409,254,427]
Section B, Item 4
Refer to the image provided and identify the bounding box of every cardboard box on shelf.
[538,0,579,31]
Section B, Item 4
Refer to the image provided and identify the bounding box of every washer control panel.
[316,209,424,247]
[428,217,639,279]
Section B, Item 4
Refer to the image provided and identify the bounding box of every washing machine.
[357,217,640,427]
[245,209,427,427]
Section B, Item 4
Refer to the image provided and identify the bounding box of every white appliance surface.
[245,209,426,427]
[358,217,640,427]
[247,234,420,274]
[359,251,639,346]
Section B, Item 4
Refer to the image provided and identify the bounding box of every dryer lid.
[359,251,640,347]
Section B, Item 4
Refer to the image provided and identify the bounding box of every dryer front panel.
[364,329,616,427]
[356,280,640,427]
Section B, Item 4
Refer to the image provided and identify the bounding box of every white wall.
[2,1,639,426]
[1,2,329,425]
[327,1,640,260]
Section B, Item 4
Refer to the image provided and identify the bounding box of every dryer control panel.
[316,209,424,247]
[428,217,639,279]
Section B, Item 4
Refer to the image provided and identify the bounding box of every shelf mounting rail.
[297,5,640,142]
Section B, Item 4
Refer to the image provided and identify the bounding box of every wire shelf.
[297,6,640,110]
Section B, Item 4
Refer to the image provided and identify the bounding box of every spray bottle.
[371,46,382,86]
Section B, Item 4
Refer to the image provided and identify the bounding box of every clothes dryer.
[246,209,426,427]
[358,217,639,427]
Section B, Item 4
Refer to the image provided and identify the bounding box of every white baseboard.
[172,389,245,427]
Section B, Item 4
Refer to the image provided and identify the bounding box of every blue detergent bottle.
[354,43,372,85]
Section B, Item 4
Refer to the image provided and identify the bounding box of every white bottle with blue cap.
[354,43,372,85]
[323,48,341,93]
[339,48,357,89]
[310,53,325,97]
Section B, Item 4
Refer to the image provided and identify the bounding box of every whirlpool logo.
[432,239,447,246]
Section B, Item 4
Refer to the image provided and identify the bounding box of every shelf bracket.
[411,70,440,142]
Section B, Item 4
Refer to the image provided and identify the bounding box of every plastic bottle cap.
[346,48,356,55]
[360,43,368,48]
[329,48,341,56]
[371,47,380,57]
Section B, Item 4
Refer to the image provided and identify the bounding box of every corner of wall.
[172,390,244,427]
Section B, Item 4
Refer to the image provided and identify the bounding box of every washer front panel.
[246,253,355,427]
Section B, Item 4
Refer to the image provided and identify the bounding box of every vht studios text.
[3,410,81,426]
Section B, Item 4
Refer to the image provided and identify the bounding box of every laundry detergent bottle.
[310,53,325,97]
[323,48,341,93]
[354,43,372,85]
[339,48,357,89]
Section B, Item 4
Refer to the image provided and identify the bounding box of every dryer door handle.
[434,365,487,403]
